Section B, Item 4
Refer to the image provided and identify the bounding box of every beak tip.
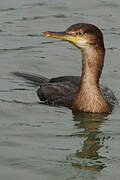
[43,31,67,39]
[43,31,51,37]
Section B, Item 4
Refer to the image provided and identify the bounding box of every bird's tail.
[12,72,49,86]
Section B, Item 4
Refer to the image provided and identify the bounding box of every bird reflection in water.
[67,113,109,172]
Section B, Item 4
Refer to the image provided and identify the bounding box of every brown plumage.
[13,23,118,114]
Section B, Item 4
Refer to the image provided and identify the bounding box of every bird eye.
[77,32,83,36]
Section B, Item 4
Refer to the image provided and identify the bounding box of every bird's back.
[13,72,117,109]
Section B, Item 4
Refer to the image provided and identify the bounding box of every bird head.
[44,23,104,50]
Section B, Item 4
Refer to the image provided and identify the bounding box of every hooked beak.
[44,31,69,40]
[43,31,85,45]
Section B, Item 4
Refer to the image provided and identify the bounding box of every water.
[0,0,120,179]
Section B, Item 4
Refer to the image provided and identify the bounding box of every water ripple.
[0,8,16,12]
[0,46,42,53]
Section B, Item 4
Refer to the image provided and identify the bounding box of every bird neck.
[72,46,111,113]
[81,46,104,86]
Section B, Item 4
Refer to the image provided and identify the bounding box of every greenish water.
[0,0,120,179]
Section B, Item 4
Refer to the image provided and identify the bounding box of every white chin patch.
[76,40,87,47]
